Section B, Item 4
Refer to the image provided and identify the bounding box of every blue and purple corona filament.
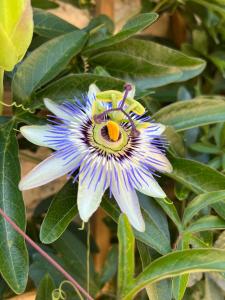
[19,84,172,232]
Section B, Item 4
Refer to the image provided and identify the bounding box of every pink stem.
[0,208,94,300]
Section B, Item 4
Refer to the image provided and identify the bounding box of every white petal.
[20,125,58,149]
[44,98,75,122]
[148,146,172,173]
[149,123,166,136]
[111,172,145,232]
[19,153,81,190]
[77,161,107,222]
[134,170,166,198]
[88,83,100,100]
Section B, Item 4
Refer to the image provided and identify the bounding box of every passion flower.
[19,84,172,232]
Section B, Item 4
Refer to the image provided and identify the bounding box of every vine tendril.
[0,101,35,114]
[52,280,84,300]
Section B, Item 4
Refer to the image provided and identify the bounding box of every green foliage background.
[2,0,225,299]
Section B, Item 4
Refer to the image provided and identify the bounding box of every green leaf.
[173,275,189,300]
[12,30,88,103]
[154,96,225,131]
[209,51,225,77]
[35,74,125,106]
[84,13,158,53]
[35,274,55,300]
[89,51,182,91]
[101,195,171,254]
[138,194,171,254]
[155,197,182,231]
[172,234,190,300]
[32,0,59,9]
[190,0,225,17]
[173,273,189,300]
[186,216,225,233]
[100,245,118,286]
[169,156,225,194]
[183,190,225,226]
[40,181,78,244]
[90,38,205,91]
[169,156,225,219]
[164,126,185,157]
[0,120,28,293]
[137,241,172,300]
[85,15,114,34]
[122,249,225,300]
[33,8,77,38]
[189,142,221,154]
[118,214,135,298]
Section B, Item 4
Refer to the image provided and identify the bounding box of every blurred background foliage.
[2,0,225,299]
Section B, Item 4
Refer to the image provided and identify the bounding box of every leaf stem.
[0,207,94,300]
[0,68,4,115]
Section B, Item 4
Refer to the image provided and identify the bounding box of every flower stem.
[0,207,94,300]
[0,68,4,115]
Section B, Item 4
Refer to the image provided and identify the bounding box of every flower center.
[93,122,128,153]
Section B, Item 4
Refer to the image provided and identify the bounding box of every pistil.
[94,84,140,137]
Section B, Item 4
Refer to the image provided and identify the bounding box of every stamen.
[107,120,120,142]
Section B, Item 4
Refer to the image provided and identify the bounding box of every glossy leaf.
[190,142,221,154]
[165,126,185,157]
[0,120,28,293]
[101,196,171,254]
[0,0,33,71]
[33,8,77,38]
[172,235,190,300]
[169,156,225,193]
[35,74,125,107]
[32,0,59,9]
[84,13,158,53]
[186,216,225,233]
[155,197,182,231]
[100,245,118,286]
[173,273,189,300]
[89,51,181,92]
[117,214,135,298]
[12,30,88,103]
[40,181,78,244]
[138,194,171,254]
[154,96,225,131]
[90,39,205,92]
[122,249,225,299]
[35,274,55,300]
[169,156,225,219]
[183,190,225,226]
[137,242,172,300]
